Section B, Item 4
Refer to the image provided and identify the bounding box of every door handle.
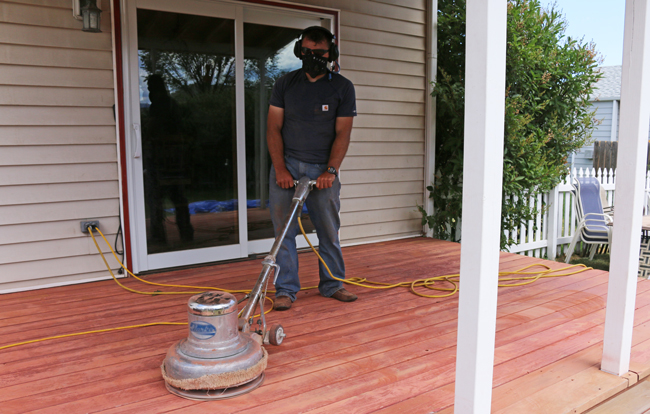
[133,123,141,158]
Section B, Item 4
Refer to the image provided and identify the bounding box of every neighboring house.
[0,0,435,292]
[573,65,650,170]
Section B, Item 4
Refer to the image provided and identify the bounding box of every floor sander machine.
[161,177,317,400]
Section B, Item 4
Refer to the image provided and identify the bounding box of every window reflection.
[244,23,316,241]
[138,10,238,254]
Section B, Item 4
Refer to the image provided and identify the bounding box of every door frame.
[117,0,339,273]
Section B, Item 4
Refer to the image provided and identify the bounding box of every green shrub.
[419,0,602,250]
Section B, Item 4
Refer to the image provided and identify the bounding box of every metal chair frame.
[564,177,613,263]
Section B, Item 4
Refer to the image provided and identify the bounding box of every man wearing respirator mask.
[266,26,357,311]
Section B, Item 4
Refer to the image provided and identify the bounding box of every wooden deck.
[2,238,650,413]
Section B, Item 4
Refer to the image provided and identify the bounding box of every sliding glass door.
[123,0,326,272]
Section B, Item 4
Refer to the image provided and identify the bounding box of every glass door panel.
[137,9,238,254]
[243,22,316,241]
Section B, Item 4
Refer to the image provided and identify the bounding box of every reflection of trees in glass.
[243,52,298,199]
[139,50,237,201]
[138,46,297,202]
[140,50,235,94]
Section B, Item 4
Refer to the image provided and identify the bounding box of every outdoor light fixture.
[81,0,102,32]
[72,0,102,33]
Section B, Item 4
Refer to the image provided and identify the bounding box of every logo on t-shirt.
[322,105,329,111]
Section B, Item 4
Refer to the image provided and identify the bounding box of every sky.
[546,0,626,67]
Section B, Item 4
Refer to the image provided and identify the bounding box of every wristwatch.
[327,166,337,177]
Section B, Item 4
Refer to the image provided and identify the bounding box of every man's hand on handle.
[275,166,295,189]
[316,171,336,190]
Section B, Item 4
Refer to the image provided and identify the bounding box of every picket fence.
[507,168,650,259]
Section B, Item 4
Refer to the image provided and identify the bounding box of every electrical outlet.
[81,220,100,233]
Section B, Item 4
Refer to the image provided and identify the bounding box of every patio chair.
[600,186,614,214]
[564,177,613,263]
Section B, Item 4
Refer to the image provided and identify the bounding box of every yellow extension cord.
[0,219,592,351]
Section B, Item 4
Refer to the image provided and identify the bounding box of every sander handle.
[239,177,314,327]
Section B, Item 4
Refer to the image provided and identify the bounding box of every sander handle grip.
[239,177,314,326]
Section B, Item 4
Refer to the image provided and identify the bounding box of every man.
[267,26,357,311]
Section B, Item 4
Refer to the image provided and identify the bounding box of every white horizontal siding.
[573,100,615,170]
[342,155,424,170]
[1,233,119,265]
[0,199,119,226]
[0,163,118,186]
[347,142,424,156]
[354,114,425,129]
[300,0,425,23]
[0,0,120,292]
[341,193,424,212]
[342,168,424,184]
[1,254,121,285]
[0,0,428,290]
[0,106,115,125]
[340,219,421,241]
[351,127,423,142]
[0,20,112,50]
[0,1,112,32]
[0,145,117,165]
[340,41,424,63]
[0,44,113,69]
[371,0,426,11]
[341,181,423,198]
[0,271,119,295]
[3,0,71,8]
[342,12,425,37]
[342,206,420,227]
[357,99,424,116]
[344,69,424,89]
[591,100,614,141]
[0,126,117,145]
[0,181,118,206]
[0,85,115,106]
[0,217,121,245]
[0,64,114,88]
[340,26,425,50]
[354,85,425,103]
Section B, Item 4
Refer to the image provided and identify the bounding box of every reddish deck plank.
[0,238,647,414]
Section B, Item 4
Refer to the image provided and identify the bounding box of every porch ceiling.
[1,238,649,413]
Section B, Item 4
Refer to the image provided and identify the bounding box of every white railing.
[507,168,650,259]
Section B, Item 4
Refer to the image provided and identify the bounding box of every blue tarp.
[167,199,308,215]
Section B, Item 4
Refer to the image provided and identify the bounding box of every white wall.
[0,0,121,292]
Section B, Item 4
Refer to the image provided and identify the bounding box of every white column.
[453,0,507,412]
[423,0,438,238]
[602,0,650,376]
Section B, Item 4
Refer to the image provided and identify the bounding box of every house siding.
[0,0,427,292]
[331,0,427,244]
[573,100,615,171]
[0,0,121,293]
[577,65,650,171]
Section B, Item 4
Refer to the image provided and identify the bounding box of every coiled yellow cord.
[0,221,591,351]
[296,216,592,298]
[87,228,275,314]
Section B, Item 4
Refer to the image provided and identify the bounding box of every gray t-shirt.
[269,69,356,164]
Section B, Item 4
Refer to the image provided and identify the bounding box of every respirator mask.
[302,53,329,78]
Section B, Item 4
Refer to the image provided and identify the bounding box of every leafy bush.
[420,0,601,250]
